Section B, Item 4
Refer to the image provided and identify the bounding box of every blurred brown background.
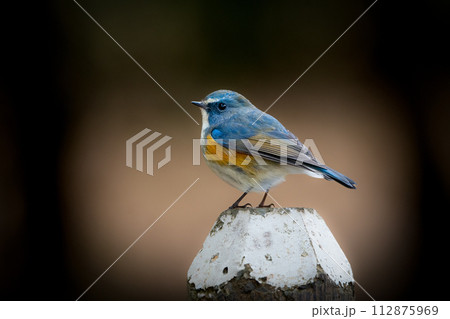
[1,0,449,300]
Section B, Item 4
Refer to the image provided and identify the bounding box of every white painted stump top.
[187,208,353,290]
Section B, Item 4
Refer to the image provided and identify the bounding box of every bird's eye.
[218,102,227,111]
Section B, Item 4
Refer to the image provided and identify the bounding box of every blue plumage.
[302,163,356,189]
[192,90,356,208]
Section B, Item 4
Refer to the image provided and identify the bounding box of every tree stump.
[187,207,355,301]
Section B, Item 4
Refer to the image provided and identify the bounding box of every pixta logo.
[126,129,172,176]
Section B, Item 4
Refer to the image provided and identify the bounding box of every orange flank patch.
[204,135,254,168]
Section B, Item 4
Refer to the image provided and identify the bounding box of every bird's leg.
[229,191,252,209]
[257,190,275,208]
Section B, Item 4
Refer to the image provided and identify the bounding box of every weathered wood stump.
[187,207,355,300]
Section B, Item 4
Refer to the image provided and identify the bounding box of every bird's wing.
[209,111,321,167]
[209,111,356,188]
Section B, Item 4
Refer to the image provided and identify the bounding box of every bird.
[191,90,356,209]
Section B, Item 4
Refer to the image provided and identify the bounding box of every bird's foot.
[257,203,275,208]
[229,203,253,209]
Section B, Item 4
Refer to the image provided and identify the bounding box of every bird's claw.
[229,203,253,209]
[257,203,275,208]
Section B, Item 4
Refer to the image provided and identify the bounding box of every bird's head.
[191,90,255,126]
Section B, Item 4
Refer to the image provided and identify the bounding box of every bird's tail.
[303,163,356,189]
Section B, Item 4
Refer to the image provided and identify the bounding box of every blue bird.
[192,90,356,209]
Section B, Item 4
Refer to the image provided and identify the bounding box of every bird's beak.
[191,101,208,110]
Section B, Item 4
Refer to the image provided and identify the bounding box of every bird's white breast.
[200,108,209,139]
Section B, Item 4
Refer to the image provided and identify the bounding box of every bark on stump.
[187,207,355,301]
